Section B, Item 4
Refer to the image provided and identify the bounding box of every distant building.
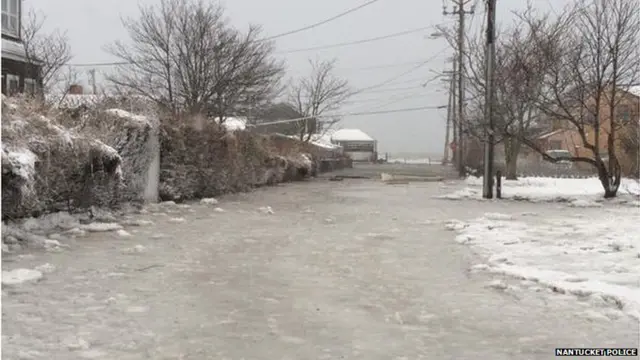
[331,129,377,162]
[1,0,42,95]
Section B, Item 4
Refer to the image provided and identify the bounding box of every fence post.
[495,170,502,199]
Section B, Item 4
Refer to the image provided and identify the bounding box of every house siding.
[1,57,41,95]
[541,89,640,176]
[1,0,42,96]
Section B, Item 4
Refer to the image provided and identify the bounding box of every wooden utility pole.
[88,69,97,95]
[442,58,457,165]
[444,0,474,177]
[482,0,497,198]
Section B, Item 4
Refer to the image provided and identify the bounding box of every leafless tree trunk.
[288,59,351,141]
[21,9,72,94]
[522,0,640,198]
[106,0,284,117]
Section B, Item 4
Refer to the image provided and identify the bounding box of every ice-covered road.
[2,180,638,359]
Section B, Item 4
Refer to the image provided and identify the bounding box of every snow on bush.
[450,210,640,319]
[157,118,328,201]
[1,96,125,219]
[64,105,160,205]
[439,176,640,203]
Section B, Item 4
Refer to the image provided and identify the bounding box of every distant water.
[383,152,444,165]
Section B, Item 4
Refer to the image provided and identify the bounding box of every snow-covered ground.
[440,176,640,205]
[439,176,640,320]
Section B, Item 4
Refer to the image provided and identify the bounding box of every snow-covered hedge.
[62,107,159,205]
[1,96,158,219]
[1,96,125,219]
[1,95,350,218]
[157,118,322,201]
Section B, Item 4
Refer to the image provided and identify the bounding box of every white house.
[330,128,377,162]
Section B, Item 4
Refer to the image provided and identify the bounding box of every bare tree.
[288,59,351,141]
[106,0,284,117]
[521,0,640,198]
[21,8,72,92]
[452,5,566,180]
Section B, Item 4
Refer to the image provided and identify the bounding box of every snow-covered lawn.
[440,176,640,319]
[439,176,640,205]
[446,210,640,320]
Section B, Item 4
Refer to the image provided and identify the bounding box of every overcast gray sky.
[24,0,558,155]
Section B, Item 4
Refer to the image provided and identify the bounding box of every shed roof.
[331,128,374,142]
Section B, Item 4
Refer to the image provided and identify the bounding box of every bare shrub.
[288,59,352,141]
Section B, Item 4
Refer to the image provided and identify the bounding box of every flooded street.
[2,179,638,359]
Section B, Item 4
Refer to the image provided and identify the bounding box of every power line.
[67,24,448,68]
[351,46,449,95]
[276,25,440,54]
[347,90,428,113]
[261,0,383,41]
[339,59,434,71]
[350,84,427,94]
[67,0,386,67]
[252,105,445,127]
[343,90,429,106]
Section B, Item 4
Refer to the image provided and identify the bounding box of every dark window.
[6,74,19,95]
[342,142,374,152]
[24,78,36,95]
[617,104,632,123]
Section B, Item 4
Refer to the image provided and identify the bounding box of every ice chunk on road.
[81,223,123,232]
[2,268,43,285]
[117,229,132,237]
[35,263,56,273]
[200,198,219,205]
[258,206,275,215]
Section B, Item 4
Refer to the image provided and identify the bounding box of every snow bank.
[440,176,640,203]
[448,210,640,319]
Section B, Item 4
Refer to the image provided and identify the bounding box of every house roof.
[627,85,640,98]
[331,128,374,142]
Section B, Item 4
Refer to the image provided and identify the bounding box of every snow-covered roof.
[331,128,374,142]
[215,117,247,131]
[52,94,101,108]
[627,85,640,97]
